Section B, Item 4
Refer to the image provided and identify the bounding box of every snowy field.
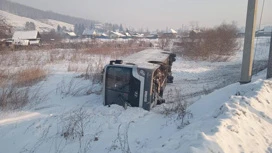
[0,37,271,153]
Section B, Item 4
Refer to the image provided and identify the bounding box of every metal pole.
[267,32,272,79]
[240,0,258,84]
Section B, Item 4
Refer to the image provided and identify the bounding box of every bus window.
[105,66,141,107]
[106,67,131,93]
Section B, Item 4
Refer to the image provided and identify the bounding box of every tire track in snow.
[0,112,41,126]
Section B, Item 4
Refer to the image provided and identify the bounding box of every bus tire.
[157,99,165,105]
[167,76,174,83]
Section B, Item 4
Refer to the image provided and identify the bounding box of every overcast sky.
[10,0,272,30]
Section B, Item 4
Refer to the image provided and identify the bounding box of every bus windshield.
[106,67,132,93]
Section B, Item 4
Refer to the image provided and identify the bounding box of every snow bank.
[153,73,272,153]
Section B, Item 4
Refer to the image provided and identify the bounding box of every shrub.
[161,88,193,129]
[0,84,29,110]
[0,67,48,110]
[0,70,9,86]
[0,82,47,110]
[83,59,104,84]
[158,38,171,50]
[14,67,47,87]
[61,108,89,140]
[56,78,89,97]
[177,23,240,61]
[40,30,62,44]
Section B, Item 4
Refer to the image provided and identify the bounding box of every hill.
[0,10,74,32]
[0,0,96,26]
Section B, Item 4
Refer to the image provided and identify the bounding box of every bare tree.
[158,37,171,50]
[40,30,62,44]
[25,21,36,31]
[0,15,11,39]
[178,23,240,61]
[162,88,193,129]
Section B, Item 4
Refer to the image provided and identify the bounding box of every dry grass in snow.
[14,67,48,87]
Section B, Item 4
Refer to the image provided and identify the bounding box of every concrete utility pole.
[267,32,272,79]
[240,0,258,84]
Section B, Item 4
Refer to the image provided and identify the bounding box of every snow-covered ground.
[168,37,270,104]
[0,10,74,32]
[0,37,271,153]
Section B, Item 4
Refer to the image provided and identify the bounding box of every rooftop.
[12,31,40,40]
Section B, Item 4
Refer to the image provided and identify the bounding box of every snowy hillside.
[0,37,271,153]
[40,19,74,31]
[0,10,74,32]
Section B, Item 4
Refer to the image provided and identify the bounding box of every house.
[0,38,13,48]
[64,31,77,39]
[173,30,202,47]
[124,32,132,38]
[237,27,245,38]
[12,31,41,46]
[256,26,272,37]
[82,29,97,38]
[110,31,126,39]
[97,33,109,39]
[161,28,177,38]
[131,33,144,38]
[145,34,158,39]
[189,29,201,39]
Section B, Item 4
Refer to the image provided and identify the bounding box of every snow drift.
[155,72,272,153]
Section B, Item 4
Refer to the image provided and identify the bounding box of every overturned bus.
[103,49,176,111]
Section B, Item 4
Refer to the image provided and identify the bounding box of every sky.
[10,0,272,30]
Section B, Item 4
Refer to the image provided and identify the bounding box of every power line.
[258,0,266,30]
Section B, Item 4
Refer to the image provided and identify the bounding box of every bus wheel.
[157,99,165,105]
[159,88,164,97]
[167,76,174,83]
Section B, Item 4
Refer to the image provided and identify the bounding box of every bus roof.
[121,49,172,70]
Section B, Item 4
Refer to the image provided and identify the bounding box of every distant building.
[4,38,13,47]
[64,31,77,39]
[110,31,126,39]
[82,29,97,38]
[256,26,272,37]
[131,33,144,38]
[145,34,158,39]
[173,30,202,47]
[12,31,41,46]
[189,29,201,39]
[97,33,109,39]
[236,27,245,38]
[161,28,177,38]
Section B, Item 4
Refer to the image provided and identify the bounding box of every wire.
[252,0,265,76]
[258,0,266,30]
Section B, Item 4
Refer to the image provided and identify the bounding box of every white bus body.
[103,49,176,110]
